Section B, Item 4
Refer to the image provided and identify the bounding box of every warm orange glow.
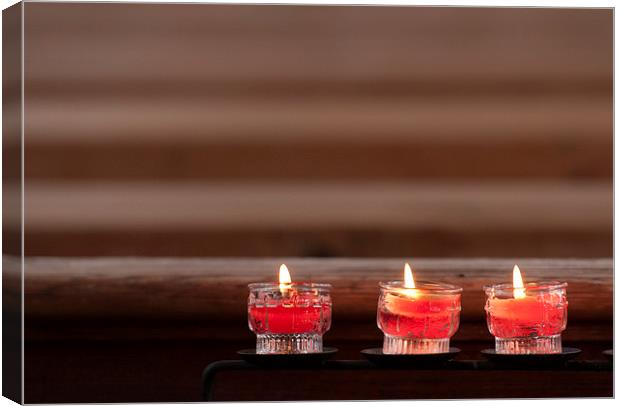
[513,264,526,299]
[279,264,292,293]
[403,263,419,298]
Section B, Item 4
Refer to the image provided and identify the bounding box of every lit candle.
[248,264,332,354]
[484,265,568,354]
[377,263,462,354]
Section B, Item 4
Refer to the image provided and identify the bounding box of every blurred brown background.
[4,3,612,258]
[3,3,613,403]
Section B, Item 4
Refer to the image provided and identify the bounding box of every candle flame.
[403,263,419,298]
[513,264,526,299]
[279,264,292,293]
[404,263,415,289]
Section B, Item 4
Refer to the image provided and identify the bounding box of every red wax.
[248,291,331,334]
[486,294,567,338]
[378,293,461,339]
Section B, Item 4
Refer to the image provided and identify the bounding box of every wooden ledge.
[21,257,612,341]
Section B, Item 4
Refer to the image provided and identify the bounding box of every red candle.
[485,294,566,338]
[484,265,568,354]
[378,292,461,339]
[377,264,462,354]
[248,264,332,354]
[248,291,332,334]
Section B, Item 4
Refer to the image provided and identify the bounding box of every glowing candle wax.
[248,264,332,354]
[377,263,462,354]
[484,265,568,354]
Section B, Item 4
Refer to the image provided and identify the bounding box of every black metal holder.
[202,356,612,401]
[237,347,338,366]
[480,347,582,367]
[361,347,461,367]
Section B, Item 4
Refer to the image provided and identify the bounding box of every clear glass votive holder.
[248,282,332,354]
[377,281,462,354]
[484,281,568,354]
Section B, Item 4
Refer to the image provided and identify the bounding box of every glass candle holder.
[377,281,462,354]
[248,282,332,354]
[484,281,568,354]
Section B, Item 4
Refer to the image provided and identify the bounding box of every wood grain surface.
[23,257,612,341]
